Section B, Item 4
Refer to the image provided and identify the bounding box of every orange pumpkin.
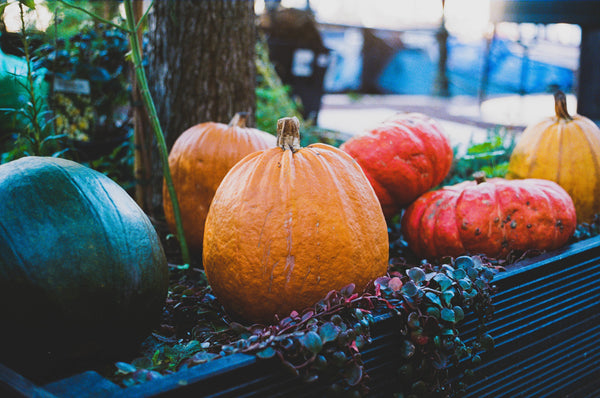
[203,117,389,324]
[507,91,600,223]
[340,113,453,218]
[401,173,577,259]
[163,113,276,256]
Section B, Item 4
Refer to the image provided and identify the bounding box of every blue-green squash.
[0,157,168,377]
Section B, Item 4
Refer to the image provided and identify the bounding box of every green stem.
[123,0,190,268]
[19,2,43,154]
[135,0,155,32]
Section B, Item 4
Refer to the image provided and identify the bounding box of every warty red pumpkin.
[340,112,453,218]
[401,172,577,259]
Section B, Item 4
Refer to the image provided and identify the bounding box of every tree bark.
[141,0,256,218]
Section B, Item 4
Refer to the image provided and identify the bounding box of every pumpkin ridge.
[525,119,555,178]
[48,161,116,259]
[555,120,565,183]
[410,117,447,186]
[537,183,561,246]
[299,147,354,281]
[281,149,297,287]
[575,121,600,218]
[492,181,507,257]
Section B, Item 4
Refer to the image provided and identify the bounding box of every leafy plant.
[443,127,517,186]
[112,253,498,398]
[37,18,131,142]
[0,1,65,162]
[255,36,303,134]
[376,256,497,397]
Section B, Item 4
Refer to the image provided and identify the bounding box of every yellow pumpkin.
[507,91,600,223]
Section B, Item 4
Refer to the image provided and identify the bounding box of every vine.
[114,255,498,397]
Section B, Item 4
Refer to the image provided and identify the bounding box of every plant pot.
[3,236,600,397]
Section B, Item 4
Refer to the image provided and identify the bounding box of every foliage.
[571,213,600,243]
[255,37,345,148]
[255,36,304,135]
[443,127,518,186]
[375,256,497,397]
[0,1,65,162]
[112,253,498,397]
[44,1,122,40]
[37,19,131,141]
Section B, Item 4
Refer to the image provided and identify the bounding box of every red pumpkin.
[340,113,453,218]
[401,173,577,259]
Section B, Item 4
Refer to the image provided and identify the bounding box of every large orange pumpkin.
[163,113,276,256]
[203,117,389,324]
[340,112,453,218]
[401,173,576,259]
[507,91,600,223]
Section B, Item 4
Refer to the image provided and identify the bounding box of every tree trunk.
[140,0,256,218]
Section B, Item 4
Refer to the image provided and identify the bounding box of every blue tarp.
[322,31,575,96]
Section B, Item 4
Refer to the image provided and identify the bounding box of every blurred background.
[256,0,599,133]
[0,0,599,178]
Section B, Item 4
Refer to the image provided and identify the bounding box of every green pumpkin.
[0,157,168,376]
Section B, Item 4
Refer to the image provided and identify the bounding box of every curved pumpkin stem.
[554,90,572,121]
[277,117,301,152]
[229,112,249,128]
[473,171,487,184]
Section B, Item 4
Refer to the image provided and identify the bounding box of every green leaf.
[407,312,421,329]
[441,328,455,336]
[441,290,455,307]
[190,351,218,364]
[483,267,495,281]
[255,347,277,359]
[18,0,35,9]
[402,281,418,297]
[441,308,456,323]
[115,362,137,374]
[433,273,453,291]
[455,256,475,269]
[451,268,467,280]
[453,306,465,322]
[458,278,472,290]
[467,267,479,280]
[301,331,323,354]
[427,306,440,319]
[318,322,340,344]
[426,291,442,307]
[407,267,426,284]
[344,363,364,386]
[479,333,495,351]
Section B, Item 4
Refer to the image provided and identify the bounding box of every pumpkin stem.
[277,117,301,152]
[554,90,572,121]
[229,112,249,128]
[473,171,487,184]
